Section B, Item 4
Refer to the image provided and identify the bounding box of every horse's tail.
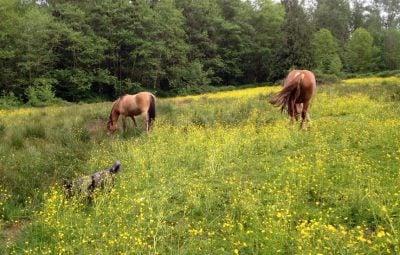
[148,94,156,121]
[269,73,303,116]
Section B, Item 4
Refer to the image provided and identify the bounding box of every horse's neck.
[111,108,120,122]
[111,100,121,122]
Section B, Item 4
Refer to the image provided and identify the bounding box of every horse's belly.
[128,108,142,116]
[121,104,142,116]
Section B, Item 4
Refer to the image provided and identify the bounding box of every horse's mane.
[108,97,122,123]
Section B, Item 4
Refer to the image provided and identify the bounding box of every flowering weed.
[2,81,400,254]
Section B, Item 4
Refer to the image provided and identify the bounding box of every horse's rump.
[270,70,316,129]
[269,72,303,115]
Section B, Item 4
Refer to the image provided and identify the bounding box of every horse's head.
[107,119,117,134]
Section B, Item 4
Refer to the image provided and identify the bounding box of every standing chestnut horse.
[269,70,316,130]
[107,92,156,134]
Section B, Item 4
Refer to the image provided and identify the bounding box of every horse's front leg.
[121,115,127,132]
[142,113,150,134]
[295,103,303,121]
[289,101,296,128]
[131,116,137,127]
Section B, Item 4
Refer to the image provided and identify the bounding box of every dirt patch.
[1,220,30,245]
[86,118,107,135]
[175,98,194,106]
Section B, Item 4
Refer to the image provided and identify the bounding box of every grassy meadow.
[1,77,400,254]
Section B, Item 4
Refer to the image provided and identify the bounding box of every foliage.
[0,92,22,108]
[26,79,58,107]
[313,70,341,84]
[312,29,343,75]
[272,0,313,80]
[313,0,352,44]
[344,28,378,73]
[1,0,400,103]
[381,29,400,70]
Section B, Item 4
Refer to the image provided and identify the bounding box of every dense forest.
[0,0,400,104]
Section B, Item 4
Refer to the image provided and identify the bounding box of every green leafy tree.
[0,0,21,95]
[214,0,251,84]
[85,0,190,94]
[373,0,400,29]
[18,7,56,83]
[271,0,313,80]
[363,4,384,38]
[314,0,352,44]
[243,0,285,83]
[84,1,139,95]
[144,0,189,89]
[344,28,377,72]
[50,2,109,101]
[175,0,224,85]
[26,78,58,106]
[0,1,57,100]
[381,29,400,70]
[329,55,343,75]
[350,0,367,31]
[311,29,342,75]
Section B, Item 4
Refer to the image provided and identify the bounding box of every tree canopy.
[0,0,399,103]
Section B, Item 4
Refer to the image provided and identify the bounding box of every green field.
[1,78,400,254]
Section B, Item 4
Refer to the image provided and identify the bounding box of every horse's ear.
[110,161,122,174]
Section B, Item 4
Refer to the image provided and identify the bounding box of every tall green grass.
[1,80,400,254]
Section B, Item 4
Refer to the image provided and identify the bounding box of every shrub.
[0,91,22,108]
[314,70,341,84]
[24,124,46,139]
[26,78,58,107]
[10,133,24,149]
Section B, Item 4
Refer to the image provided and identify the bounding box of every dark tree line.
[1,0,400,104]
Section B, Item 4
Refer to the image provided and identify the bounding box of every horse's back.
[134,92,155,109]
[119,92,154,116]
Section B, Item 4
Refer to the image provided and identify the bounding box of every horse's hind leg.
[301,102,311,130]
[289,100,296,128]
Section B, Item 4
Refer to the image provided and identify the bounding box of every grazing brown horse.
[107,92,156,134]
[269,70,316,130]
